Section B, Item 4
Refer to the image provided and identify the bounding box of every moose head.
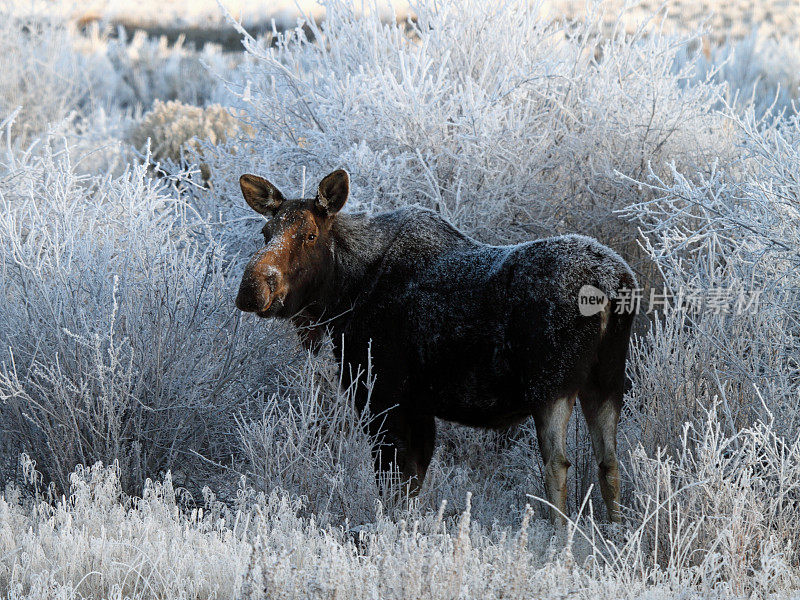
[235,170,350,320]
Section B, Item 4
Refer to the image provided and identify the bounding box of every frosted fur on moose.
[236,170,637,523]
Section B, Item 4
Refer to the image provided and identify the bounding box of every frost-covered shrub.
[207,0,734,271]
[622,109,800,453]
[684,29,800,119]
[0,13,91,146]
[625,404,800,595]
[0,129,294,494]
[3,412,800,600]
[85,26,243,110]
[0,460,556,600]
[0,459,252,599]
[237,349,379,524]
[129,99,253,178]
[0,5,242,154]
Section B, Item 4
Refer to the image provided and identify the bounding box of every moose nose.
[236,277,267,312]
[235,272,278,313]
[235,280,260,313]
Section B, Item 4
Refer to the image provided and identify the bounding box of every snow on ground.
[9,0,412,28]
[8,0,800,39]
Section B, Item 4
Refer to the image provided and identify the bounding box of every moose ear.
[240,174,285,215]
[315,170,350,216]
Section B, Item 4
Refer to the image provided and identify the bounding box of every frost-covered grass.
[3,404,799,599]
[1,0,800,598]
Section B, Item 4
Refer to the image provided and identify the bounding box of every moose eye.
[307,234,317,241]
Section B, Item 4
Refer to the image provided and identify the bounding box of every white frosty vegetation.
[207,0,735,261]
[129,100,253,178]
[622,109,800,452]
[0,123,295,494]
[2,404,798,598]
[1,0,800,598]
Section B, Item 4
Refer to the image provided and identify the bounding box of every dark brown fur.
[236,170,636,524]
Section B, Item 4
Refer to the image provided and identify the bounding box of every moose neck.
[305,211,405,324]
[295,206,474,336]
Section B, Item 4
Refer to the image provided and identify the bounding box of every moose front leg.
[370,409,436,499]
[401,413,436,495]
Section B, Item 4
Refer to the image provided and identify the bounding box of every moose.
[235,170,636,524]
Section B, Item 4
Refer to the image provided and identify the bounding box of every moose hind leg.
[534,393,576,526]
[579,389,622,523]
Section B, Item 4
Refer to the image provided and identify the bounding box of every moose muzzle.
[235,276,271,314]
[236,248,282,315]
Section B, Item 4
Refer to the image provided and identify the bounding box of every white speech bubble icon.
[578,285,608,316]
